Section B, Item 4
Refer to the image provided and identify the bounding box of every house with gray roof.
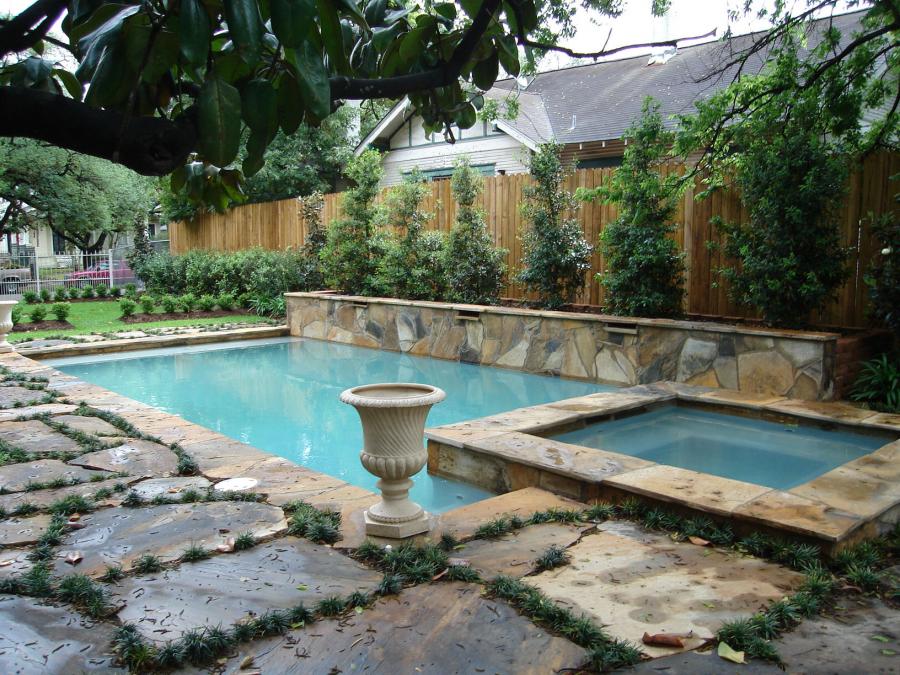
[355,10,866,186]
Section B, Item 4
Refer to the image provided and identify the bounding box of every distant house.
[356,10,865,187]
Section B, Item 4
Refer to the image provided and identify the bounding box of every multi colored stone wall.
[286,293,838,401]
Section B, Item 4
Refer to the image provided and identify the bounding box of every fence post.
[108,250,114,288]
[34,255,41,295]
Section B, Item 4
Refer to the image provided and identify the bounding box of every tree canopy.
[0,138,157,252]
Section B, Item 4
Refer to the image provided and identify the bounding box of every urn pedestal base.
[363,510,430,538]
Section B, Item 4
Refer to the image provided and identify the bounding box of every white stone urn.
[0,300,16,353]
[340,382,445,538]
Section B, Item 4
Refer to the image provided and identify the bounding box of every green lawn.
[11,300,271,343]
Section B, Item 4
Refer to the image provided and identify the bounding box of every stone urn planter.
[0,300,16,353]
[340,382,446,538]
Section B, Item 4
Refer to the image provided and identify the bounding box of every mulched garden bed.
[13,320,75,332]
[122,310,257,323]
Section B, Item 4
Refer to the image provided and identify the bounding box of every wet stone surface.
[113,537,382,642]
[0,514,51,546]
[52,501,288,577]
[218,582,588,675]
[127,476,212,501]
[52,414,123,436]
[0,459,109,493]
[0,419,83,455]
[0,595,125,674]
[0,385,51,409]
[0,475,137,512]
[70,439,180,477]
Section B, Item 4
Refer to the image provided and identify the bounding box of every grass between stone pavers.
[9,300,271,343]
[0,365,61,409]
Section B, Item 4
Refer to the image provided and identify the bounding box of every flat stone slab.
[0,419,83,455]
[0,475,137,512]
[53,501,288,577]
[205,455,347,505]
[0,385,51,409]
[735,490,862,541]
[52,414,122,436]
[624,649,779,673]
[0,403,77,422]
[456,522,589,578]
[113,537,381,642]
[605,464,771,517]
[70,439,180,477]
[220,582,587,674]
[0,459,109,493]
[528,521,804,658]
[790,464,900,520]
[0,594,125,674]
[0,514,51,546]
[772,596,900,674]
[128,476,212,501]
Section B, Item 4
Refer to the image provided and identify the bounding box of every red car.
[65,261,134,285]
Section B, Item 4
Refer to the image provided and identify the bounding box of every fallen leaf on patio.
[68,513,81,521]
[882,649,896,656]
[432,569,449,581]
[354,606,364,614]
[64,551,83,565]
[296,584,308,591]
[642,632,685,648]
[702,602,716,609]
[717,642,745,664]
[239,655,254,669]
[66,520,86,530]
[167,488,180,493]
[0,560,13,567]
[217,537,235,553]
[688,536,710,546]
[448,558,470,566]
[872,635,890,643]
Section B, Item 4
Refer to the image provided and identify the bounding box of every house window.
[410,163,496,181]
[52,230,66,255]
[577,157,623,169]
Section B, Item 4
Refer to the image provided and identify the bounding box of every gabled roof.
[356,9,866,153]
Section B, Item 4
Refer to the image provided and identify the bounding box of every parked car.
[65,260,133,286]
[0,266,32,294]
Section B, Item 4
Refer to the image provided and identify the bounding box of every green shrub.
[11,305,22,325]
[866,212,899,337]
[321,149,383,295]
[197,295,217,312]
[178,293,198,312]
[443,158,507,304]
[851,354,900,413]
[119,298,137,318]
[375,170,447,300]
[124,283,138,300]
[216,293,235,311]
[248,295,286,317]
[51,303,71,322]
[579,98,685,317]
[139,295,156,314]
[29,305,47,322]
[80,286,95,299]
[95,284,109,298]
[160,295,178,313]
[300,191,327,290]
[67,286,81,300]
[519,142,592,309]
[110,286,123,298]
[22,290,38,304]
[39,288,51,303]
[53,287,67,302]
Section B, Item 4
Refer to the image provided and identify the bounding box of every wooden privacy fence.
[170,151,899,328]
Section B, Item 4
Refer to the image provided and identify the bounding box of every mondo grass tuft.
[534,544,570,572]
[132,554,163,574]
[376,573,404,596]
[286,501,342,544]
[181,544,211,562]
[232,531,256,551]
[100,564,125,582]
[316,595,346,617]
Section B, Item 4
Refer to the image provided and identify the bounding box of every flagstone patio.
[0,349,896,674]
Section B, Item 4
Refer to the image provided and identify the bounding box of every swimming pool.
[52,338,612,512]
[551,406,886,490]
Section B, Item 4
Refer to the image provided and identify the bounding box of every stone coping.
[17,324,290,359]
[285,291,840,342]
[426,383,900,548]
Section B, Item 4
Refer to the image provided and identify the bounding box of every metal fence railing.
[0,251,139,295]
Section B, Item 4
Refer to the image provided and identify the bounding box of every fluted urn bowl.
[0,300,16,353]
[340,382,445,538]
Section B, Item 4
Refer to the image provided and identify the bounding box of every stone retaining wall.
[286,292,840,400]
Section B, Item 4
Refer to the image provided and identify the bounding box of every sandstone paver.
[53,501,288,576]
[0,419,83,455]
[528,521,804,658]
[0,385,51,409]
[219,582,587,674]
[113,537,381,642]
[790,464,900,519]
[0,514,52,546]
[734,490,862,541]
[0,595,125,674]
[128,476,212,500]
[52,414,123,436]
[0,475,138,511]
[70,438,180,476]
[0,459,109,493]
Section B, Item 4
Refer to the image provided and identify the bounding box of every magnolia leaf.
[198,75,242,167]
[872,635,891,643]
[277,72,305,133]
[286,42,331,121]
[316,0,349,74]
[717,642,745,664]
[472,50,499,90]
[179,0,211,65]
[270,0,315,47]
[241,78,278,138]
[224,0,264,64]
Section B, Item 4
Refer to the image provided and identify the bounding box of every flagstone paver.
[0,459,109,493]
[127,476,212,500]
[454,522,590,578]
[0,475,139,511]
[528,521,805,657]
[0,514,51,546]
[0,403,77,422]
[0,385,51,409]
[53,501,288,576]
[52,414,123,436]
[112,537,382,642]
[0,419,84,455]
[70,439,180,476]
[0,595,125,674]
[218,582,588,675]
[0,549,32,578]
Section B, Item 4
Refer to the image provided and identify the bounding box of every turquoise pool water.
[552,406,886,490]
[54,338,611,512]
